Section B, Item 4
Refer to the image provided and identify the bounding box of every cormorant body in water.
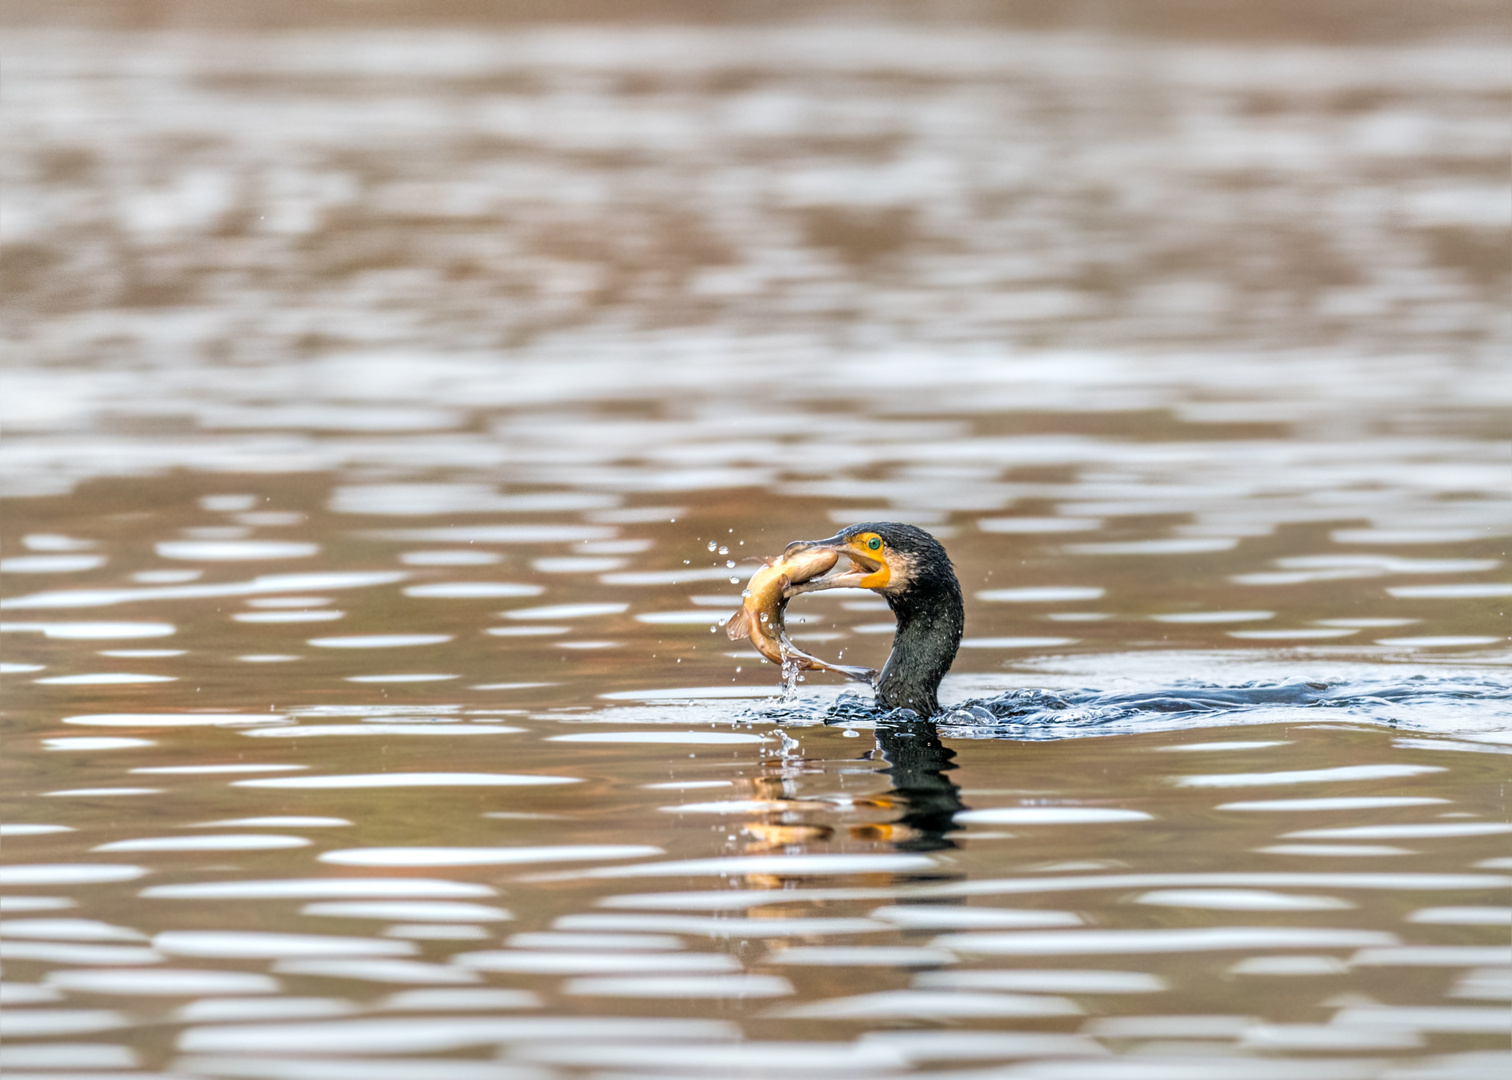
[784,522,964,717]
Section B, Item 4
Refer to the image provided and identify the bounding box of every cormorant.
[784,521,964,717]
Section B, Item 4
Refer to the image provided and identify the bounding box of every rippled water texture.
[3,5,1509,1079]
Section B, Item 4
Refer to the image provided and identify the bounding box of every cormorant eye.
[867,536,882,551]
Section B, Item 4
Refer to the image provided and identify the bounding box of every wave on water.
[752,674,1512,740]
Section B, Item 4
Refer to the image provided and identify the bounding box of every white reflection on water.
[399,550,503,566]
[510,1039,905,1073]
[916,970,1167,994]
[36,672,178,685]
[94,835,312,853]
[1242,1024,1423,1051]
[551,852,938,879]
[235,610,344,623]
[344,673,457,682]
[774,989,1081,1019]
[154,931,415,959]
[236,772,576,790]
[937,926,1396,954]
[765,946,957,967]
[453,951,740,975]
[549,730,765,745]
[176,1059,544,1080]
[956,807,1151,824]
[402,582,543,598]
[3,572,408,610]
[64,713,281,728]
[556,913,890,938]
[1230,955,1350,976]
[0,864,147,886]
[0,824,74,836]
[506,932,683,951]
[563,973,795,998]
[0,918,144,941]
[272,959,481,985]
[302,895,514,919]
[1351,945,1512,966]
[332,484,619,516]
[870,906,1082,929]
[1134,889,1354,911]
[1408,906,1511,925]
[193,816,351,827]
[174,997,356,1023]
[926,871,1511,899]
[0,1044,139,1068]
[141,879,498,900]
[1216,796,1448,811]
[370,526,617,544]
[506,602,629,619]
[47,969,280,996]
[307,634,453,648]
[1,941,164,965]
[1286,822,1512,840]
[979,587,1106,602]
[131,764,304,774]
[243,723,523,738]
[176,1016,738,1054]
[1389,583,1512,598]
[1172,763,1445,787]
[1332,1005,1511,1033]
[43,736,154,750]
[0,1009,129,1037]
[157,541,319,561]
[1,554,106,572]
[319,845,661,867]
[377,988,539,1011]
[1151,610,1272,624]
[3,621,175,637]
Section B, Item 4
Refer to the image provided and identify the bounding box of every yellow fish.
[726,548,875,683]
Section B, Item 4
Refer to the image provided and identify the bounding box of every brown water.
[3,10,1510,1079]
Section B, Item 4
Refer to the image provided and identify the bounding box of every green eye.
[867,537,882,551]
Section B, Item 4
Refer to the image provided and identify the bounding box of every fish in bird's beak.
[725,543,876,684]
[780,531,892,596]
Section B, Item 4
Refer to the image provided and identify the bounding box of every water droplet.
[759,613,769,623]
[725,560,735,568]
[717,547,728,555]
[729,576,739,584]
[843,729,860,738]
[707,541,718,552]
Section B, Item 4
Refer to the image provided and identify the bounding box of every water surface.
[3,10,1509,1080]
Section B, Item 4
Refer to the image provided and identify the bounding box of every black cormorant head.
[783,522,964,716]
[781,521,939,594]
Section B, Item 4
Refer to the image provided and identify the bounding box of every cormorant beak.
[780,534,888,595]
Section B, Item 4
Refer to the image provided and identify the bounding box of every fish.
[726,548,876,683]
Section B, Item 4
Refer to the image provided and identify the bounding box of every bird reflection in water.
[869,718,967,852]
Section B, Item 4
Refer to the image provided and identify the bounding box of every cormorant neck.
[875,569,964,717]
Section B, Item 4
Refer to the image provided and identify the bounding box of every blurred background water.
[2,3,1509,1079]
